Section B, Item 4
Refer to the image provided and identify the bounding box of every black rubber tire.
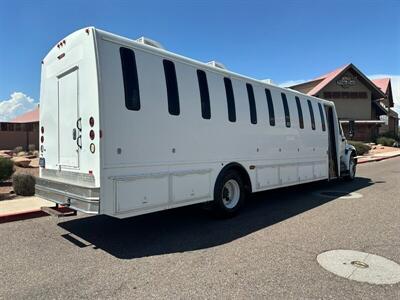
[344,155,356,181]
[212,170,245,218]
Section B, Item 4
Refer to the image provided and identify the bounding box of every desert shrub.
[348,141,371,156]
[376,137,396,147]
[17,151,27,157]
[13,146,23,154]
[0,157,14,181]
[12,174,36,196]
[32,150,39,157]
[28,144,36,153]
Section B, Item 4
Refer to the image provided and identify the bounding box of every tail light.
[89,130,95,140]
[41,136,44,143]
[41,126,44,134]
[89,117,94,127]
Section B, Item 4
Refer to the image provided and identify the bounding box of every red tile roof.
[10,107,39,123]
[307,64,350,95]
[372,78,390,94]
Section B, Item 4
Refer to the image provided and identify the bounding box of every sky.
[1,0,399,120]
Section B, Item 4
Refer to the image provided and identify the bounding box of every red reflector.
[40,136,44,143]
[89,117,94,127]
[85,28,90,35]
[89,130,95,140]
[57,53,65,60]
[41,126,44,134]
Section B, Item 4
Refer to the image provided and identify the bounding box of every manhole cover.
[317,250,400,285]
[314,191,362,199]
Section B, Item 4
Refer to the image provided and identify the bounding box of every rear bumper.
[35,177,100,214]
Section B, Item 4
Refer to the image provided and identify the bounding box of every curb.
[357,153,400,164]
[0,209,49,224]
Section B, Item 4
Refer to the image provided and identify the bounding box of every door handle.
[72,128,77,140]
[77,135,82,149]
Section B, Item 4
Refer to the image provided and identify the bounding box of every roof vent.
[136,37,165,50]
[207,60,227,70]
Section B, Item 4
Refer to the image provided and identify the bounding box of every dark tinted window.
[295,96,304,129]
[318,103,326,131]
[246,83,257,124]
[265,89,275,126]
[197,70,211,119]
[163,60,180,115]
[224,77,236,122]
[307,100,316,130]
[120,47,140,111]
[281,93,290,127]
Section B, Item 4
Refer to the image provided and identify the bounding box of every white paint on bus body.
[37,27,356,218]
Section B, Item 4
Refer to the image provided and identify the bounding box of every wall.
[0,126,39,150]
[319,70,372,120]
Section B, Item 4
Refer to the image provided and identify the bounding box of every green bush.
[13,146,23,154]
[28,144,36,153]
[376,137,396,147]
[348,141,371,156]
[12,174,36,196]
[0,157,14,181]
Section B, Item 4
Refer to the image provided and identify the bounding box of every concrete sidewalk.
[357,149,400,164]
[0,197,53,222]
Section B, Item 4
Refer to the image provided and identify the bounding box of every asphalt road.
[1,158,400,299]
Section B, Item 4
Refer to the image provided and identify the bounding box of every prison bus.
[35,27,357,218]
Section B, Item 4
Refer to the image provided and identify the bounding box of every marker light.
[89,117,94,127]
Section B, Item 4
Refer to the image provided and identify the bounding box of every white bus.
[36,27,357,218]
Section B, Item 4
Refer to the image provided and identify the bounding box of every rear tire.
[212,170,245,218]
[344,155,356,181]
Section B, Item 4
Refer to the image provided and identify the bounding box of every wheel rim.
[222,179,240,209]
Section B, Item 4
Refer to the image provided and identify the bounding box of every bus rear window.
[197,70,211,119]
[163,59,180,116]
[265,89,275,126]
[246,83,257,124]
[307,100,316,130]
[120,47,140,111]
[318,103,326,131]
[281,93,290,127]
[295,96,304,129]
[224,77,236,122]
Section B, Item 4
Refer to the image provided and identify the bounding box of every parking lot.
[1,157,400,299]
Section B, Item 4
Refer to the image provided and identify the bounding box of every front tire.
[344,155,356,181]
[212,170,245,217]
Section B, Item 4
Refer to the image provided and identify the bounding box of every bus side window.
[120,47,140,111]
[307,100,316,130]
[246,83,257,124]
[265,88,275,126]
[318,103,326,131]
[224,77,236,122]
[281,93,291,127]
[295,96,304,129]
[163,59,180,116]
[197,70,211,119]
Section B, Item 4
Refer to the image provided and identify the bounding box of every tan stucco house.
[289,63,397,141]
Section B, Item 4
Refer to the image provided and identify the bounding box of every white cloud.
[0,92,38,122]
[279,79,307,88]
[369,74,400,115]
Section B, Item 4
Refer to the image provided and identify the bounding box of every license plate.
[39,157,45,168]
